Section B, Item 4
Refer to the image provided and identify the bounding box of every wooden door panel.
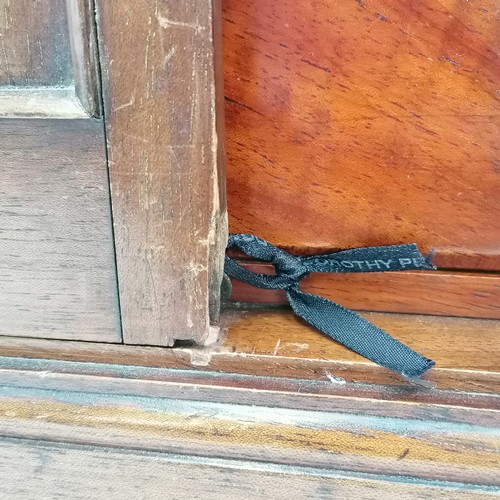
[0,0,100,117]
[1,0,226,345]
[223,0,500,271]
[0,0,72,86]
[0,120,120,341]
[0,1,120,341]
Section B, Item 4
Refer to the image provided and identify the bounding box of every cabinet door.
[0,0,120,341]
[0,0,226,346]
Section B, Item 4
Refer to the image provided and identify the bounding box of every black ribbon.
[225,234,436,378]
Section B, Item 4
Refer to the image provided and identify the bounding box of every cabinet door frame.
[95,0,227,347]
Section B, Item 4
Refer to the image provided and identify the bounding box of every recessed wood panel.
[0,0,100,116]
[223,0,500,271]
[0,119,120,341]
[0,0,72,86]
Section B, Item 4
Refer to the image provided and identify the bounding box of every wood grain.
[222,309,500,372]
[3,360,498,423]
[95,0,227,346]
[0,308,499,397]
[219,309,500,395]
[0,0,100,116]
[1,373,499,486]
[223,0,500,271]
[229,262,500,319]
[2,440,498,499]
[0,119,120,341]
[0,0,73,86]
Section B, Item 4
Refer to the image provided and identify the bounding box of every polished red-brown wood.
[223,0,500,271]
[229,262,500,319]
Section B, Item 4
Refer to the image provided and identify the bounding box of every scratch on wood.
[25,33,30,59]
[164,47,176,66]
[124,133,149,143]
[285,342,309,353]
[188,262,209,274]
[113,99,135,112]
[272,339,281,356]
[324,371,347,385]
[146,257,160,309]
[157,15,204,33]
[224,96,265,117]
[440,55,461,67]
[3,0,11,29]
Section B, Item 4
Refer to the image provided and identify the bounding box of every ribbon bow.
[225,234,436,378]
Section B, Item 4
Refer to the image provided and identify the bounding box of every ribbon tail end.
[401,359,436,385]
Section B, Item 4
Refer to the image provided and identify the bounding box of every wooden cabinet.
[0,1,498,497]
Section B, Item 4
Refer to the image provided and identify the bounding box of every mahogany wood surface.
[229,262,500,319]
[95,0,227,346]
[221,308,499,372]
[223,0,500,271]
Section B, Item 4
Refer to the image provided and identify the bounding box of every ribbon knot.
[225,236,309,290]
[225,234,436,379]
[260,251,308,289]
